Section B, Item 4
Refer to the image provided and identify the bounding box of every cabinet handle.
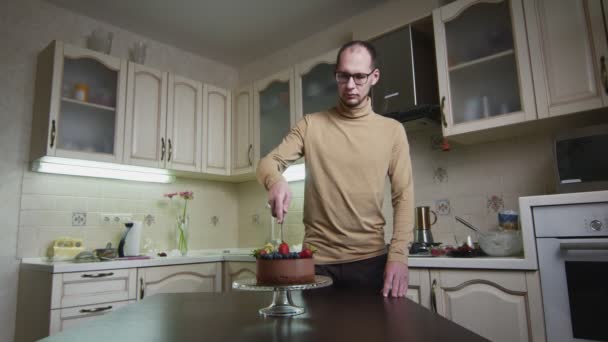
[161,138,166,161]
[440,96,447,128]
[79,305,112,314]
[431,279,438,313]
[50,120,56,148]
[167,139,172,162]
[81,272,114,278]
[247,144,253,166]
[140,277,145,300]
[601,56,608,95]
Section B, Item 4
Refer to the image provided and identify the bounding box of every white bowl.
[478,230,523,257]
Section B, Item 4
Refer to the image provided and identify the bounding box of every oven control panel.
[533,202,608,237]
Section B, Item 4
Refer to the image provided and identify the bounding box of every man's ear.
[370,68,380,86]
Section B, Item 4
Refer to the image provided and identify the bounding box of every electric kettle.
[118,221,142,257]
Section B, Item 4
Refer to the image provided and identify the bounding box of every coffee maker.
[409,206,438,254]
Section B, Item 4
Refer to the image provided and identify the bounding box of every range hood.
[369,17,440,131]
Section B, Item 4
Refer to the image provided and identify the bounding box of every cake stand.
[232,275,333,317]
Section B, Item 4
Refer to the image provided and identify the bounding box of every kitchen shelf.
[449,49,515,72]
[61,97,116,112]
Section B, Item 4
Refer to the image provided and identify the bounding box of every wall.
[0,0,238,340]
[237,127,555,248]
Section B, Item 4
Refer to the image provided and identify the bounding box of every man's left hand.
[382,261,409,298]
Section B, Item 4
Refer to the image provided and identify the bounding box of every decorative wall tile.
[486,195,504,213]
[435,199,451,215]
[433,167,448,183]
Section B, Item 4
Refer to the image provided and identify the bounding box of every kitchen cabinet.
[203,85,232,175]
[124,63,203,172]
[15,268,137,341]
[432,0,536,137]
[222,261,256,292]
[428,269,546,342]
[253,68,296,161]
[294,48,339,121]
[406,268,431,308]
[525,0,608,118]
[165,73,204,172]
[123,62,168,168]
[137,263,222,300]
[231,85,255,175]
[30,41,127,163]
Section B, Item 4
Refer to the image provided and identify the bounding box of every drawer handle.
[50,119,56,148]
[248,144,253,166]
[440,96,447,128]
[140,277,145,300]
[167,138,173,162]
[79,305,112,313]
[81,272,114,278]
[161,137,166,161]
[431,279,438,313]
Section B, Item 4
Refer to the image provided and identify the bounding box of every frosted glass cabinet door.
[433,0,536,136]
[41,42,127,163]
[253,69,295,161]
[295,49,339,121]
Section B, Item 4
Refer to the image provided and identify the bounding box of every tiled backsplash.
[237,127,555,248]
[18,171,239,257]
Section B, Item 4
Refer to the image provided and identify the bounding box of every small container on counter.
[498,210,519,231]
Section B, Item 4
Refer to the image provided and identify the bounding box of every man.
[256,41,414,298]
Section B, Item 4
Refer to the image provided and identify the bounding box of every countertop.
[21,248,537,272]
[39,289,489,342]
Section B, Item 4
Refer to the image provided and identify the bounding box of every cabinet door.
[231,85,255,175]
[430,269,544,342]
[407,268,431,308]
[294,49,339,121]
[525,0,606,118]
[203,85,231,175]
[223,262,256,292]
[166,74,203,172]
[124,62,168,168]
[40,42,127,163]
[253,69,295,161]
[138,263,222,299]
[433,0,536,136]
[49,300,133,335]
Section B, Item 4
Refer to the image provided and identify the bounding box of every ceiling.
[46,0,387,67]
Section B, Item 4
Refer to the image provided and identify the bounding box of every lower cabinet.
[137,263,222,300]
[49,300,134,334]
[428,269,546,342]
[406,268,431,308]
[223,261,257,292]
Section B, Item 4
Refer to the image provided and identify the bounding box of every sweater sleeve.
[387,124,415,264]
[256,118,308,190]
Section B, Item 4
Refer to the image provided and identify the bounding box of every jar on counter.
[74,83,89,102]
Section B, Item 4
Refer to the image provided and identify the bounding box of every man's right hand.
[268,181,292,224]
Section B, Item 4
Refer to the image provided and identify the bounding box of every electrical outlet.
[72,212,86,226]
[100,213,133,225]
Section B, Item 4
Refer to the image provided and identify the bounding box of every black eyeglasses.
[335,69,376,85]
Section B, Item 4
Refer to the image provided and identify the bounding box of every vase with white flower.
[164,191,194,256]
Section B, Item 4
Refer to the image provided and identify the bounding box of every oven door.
[537,238,608,342]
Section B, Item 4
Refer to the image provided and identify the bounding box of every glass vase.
[176,216,189,256]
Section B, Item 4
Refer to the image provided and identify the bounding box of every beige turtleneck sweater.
[256,97,414,265]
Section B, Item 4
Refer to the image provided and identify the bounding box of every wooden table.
[41,288,489,342]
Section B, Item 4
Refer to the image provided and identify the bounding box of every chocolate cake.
[256,258,315,285]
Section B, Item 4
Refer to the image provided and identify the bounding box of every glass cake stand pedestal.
[232,275,333,317]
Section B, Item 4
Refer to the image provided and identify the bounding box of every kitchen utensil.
[118,221,143,257]
[413,206,437,244]
[455,216,523,256]
[87,28,113,54]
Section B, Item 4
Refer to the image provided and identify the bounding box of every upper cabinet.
[31,41,127,163]
[524,0,608,118]
[203,85,231,175]
[123,63,203,172]
[123,63,168,169]
[433,0,536,137]
[231,85,254,175]
[253,69,296,161]
[294,49,339,121]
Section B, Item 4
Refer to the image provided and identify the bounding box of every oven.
[534,201,608,342]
